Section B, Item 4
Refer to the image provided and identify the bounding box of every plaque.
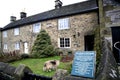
[71,51,96,78]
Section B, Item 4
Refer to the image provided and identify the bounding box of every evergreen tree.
[31,30,55,58]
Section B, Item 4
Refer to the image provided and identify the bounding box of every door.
[24,42,29,54]
[84,35,94,51]
[111,27,120,63]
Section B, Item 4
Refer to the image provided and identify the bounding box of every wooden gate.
[111,27,120,63]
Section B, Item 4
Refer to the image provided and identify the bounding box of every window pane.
[3,31,7,37]
[59,38,70,48]
[58,18,69,30]
[15,42,20,50]
[4,44,7,49]
[14,28,19,35]
[64,18,69,29]
[65,38,70,47]
[60,38,64,47]
[33,23,41,33]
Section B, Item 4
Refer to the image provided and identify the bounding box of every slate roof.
[2,0,98,30]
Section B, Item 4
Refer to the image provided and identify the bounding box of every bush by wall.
[0,50,21,62]
[31,30,56,58]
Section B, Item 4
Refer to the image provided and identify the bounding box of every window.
[15,42,20,50]
[33,23,41,33]
[58,18,69,30]
[4,44,7,50]
[14,28,19,35]
[3,31,7,38]
[59,38,70,48]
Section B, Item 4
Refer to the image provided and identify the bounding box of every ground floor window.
[15,42,20,50]
[3,44,8,50]
[59,38,70,48]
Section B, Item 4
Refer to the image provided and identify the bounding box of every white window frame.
[3,31,7,38]
[15,42,20,50]
[3,44,8,50]
[58,18,69,30]
[14,28,20,35]
[33,23,41,33]
[58,38,71,48]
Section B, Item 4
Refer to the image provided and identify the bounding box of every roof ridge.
[2,0,98,30]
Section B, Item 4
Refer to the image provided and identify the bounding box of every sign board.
[71,51,96,78]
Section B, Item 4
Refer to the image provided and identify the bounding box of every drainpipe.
[94,0,105,61]
[98,0,105,49]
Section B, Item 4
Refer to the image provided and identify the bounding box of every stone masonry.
[2,11,98,54]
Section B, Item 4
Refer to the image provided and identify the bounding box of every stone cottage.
[1,0,98,54]
[0,0,120,63]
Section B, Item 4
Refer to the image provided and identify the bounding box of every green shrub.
[21,54,29,59]
[61,62,72,73]
[67,50,72,55]
[31,30,55,58]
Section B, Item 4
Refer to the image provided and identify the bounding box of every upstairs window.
[14,28,20,35]
[58,18,69,30]
[33,23,41,33]
[4,44,7,50]
[3,31,7,38]
[59,38,70,48]
[15,42,20,50]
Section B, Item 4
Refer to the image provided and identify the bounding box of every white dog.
[43,60,60,72]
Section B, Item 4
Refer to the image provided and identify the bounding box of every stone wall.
[2,24,38,53]
[40,11,98,52]
[2,11,98,53]
[96,39,119,80]
[62,39,119,80]
[0,62,32,80]
[102,0,120,44]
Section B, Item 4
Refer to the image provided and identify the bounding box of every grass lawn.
[10,56,71,77]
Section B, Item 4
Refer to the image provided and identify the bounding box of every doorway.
[111,27,120,63]
[24,42,29,54]
[84,35,94,51]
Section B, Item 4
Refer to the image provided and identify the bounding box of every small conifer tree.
[31,30,55,58]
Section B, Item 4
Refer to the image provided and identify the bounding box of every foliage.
[21,54,29,59]
[0,52,4,58]
[67,50,73,55]
[59,61,72,73]
[31,30,55,58]
[10,56,70,77]
[0,50,21,62]
[94,25,102,72]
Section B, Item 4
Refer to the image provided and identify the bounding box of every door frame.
[84,35,94,51]
[111,27,120,63]
[24,42,29,54]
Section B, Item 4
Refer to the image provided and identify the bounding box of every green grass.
[10,56,71,77]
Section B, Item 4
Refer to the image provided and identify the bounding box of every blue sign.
[71,51,96,78]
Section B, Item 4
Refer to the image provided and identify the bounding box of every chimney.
[10,16,16,22]
[55,0,63,9]
[20,12,27,19]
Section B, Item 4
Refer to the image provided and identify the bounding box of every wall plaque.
[71,51,96,78]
